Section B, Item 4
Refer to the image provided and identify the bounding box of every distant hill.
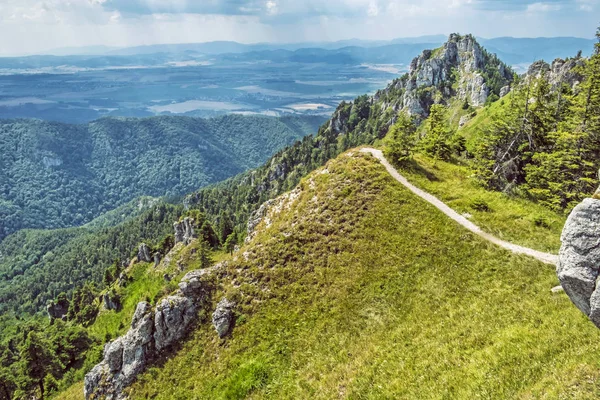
[0,114,325,241]
[5,36,593,72]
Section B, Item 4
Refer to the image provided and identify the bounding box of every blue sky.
[0,0,597,55]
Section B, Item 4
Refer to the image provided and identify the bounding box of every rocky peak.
[526,57,585,89]
[375,33,513,118]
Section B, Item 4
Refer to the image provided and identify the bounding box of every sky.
[0,0,598,55]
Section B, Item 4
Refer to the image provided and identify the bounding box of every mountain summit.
[376,34,514,117]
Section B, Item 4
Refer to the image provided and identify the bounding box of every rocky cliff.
[84,268,217,399]
[373,33,513,118]
[526,57,585,89]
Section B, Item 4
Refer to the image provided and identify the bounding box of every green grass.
[119,150,600,399]
[460,96,509,150]
[396,153,565,253]
[88,262,168,341]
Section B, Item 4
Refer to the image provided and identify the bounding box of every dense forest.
[1,32,599,400]
[0,114,325,241]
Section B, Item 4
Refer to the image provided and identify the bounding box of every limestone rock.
[85,269,214,399]
[178,269,213,298]
[212,298,235,338]
[557,198,600,327]
[154,296,197,352]
[174,217,195,245]
[500,85,511,98]
[137,243,152,263]
[372,33,512,120]
[246,199,277,243]
[526,58,584,89]
[153,252,161,268]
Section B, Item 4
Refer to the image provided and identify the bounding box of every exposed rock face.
[174,217,195,245]
[137,243,151,263]
[212,298,235,338]
[527,58,584,89]
[153,252,161,268]
[500,85,511,98]
[373,34,513,119]
[246,199,277,243]
[84,269,215,400]
[557,198,600,328]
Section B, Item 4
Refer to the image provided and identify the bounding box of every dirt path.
[361,148,558,266]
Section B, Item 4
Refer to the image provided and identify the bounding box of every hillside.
[2,32,600,399]
[0,114,325,241]
[65,150,600,399]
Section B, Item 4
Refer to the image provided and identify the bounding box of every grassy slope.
[397,154,565,253]
[93,151,600,399]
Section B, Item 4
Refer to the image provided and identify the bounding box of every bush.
[470,198,492,212]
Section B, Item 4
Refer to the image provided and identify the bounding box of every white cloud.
[0,0,595,55]
[526,2,563,12]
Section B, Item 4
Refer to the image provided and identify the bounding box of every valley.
[0,26,599,400]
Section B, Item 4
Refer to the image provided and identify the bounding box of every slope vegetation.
[80,150,600,400]
[0,114,325,241]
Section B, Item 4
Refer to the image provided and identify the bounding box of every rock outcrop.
[246,199,277,243]
[557,198,600,328]
[153,252,161,268]
[212,298,235,338]
[137,243,151,263]
[526,58,585,89]
[373,33,513,119]
[174,217,196,245]
[84,268,215,400]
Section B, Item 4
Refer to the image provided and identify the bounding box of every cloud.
[471,0,569,10]
[0,0,596,56]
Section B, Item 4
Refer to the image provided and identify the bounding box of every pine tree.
[384,111,416,164]
[421,105,453,162]
[224,233,238,256]
[19,332,58,400]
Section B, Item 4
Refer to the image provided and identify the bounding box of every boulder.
[500,85,511,98]
[154,252,161,268]
[557,198,600,327]
[212,298,235,338]
[154,296,197,352]
[178,269,214,298]
[137,243,152,263]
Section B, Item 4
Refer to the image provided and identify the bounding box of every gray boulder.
[178,269,214,297]
[212,298,235,338]
[137,243,152,263]
[557,198,600,327]
[154,252,161,268]
[500,85,511,98]
[154,296,196,351]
